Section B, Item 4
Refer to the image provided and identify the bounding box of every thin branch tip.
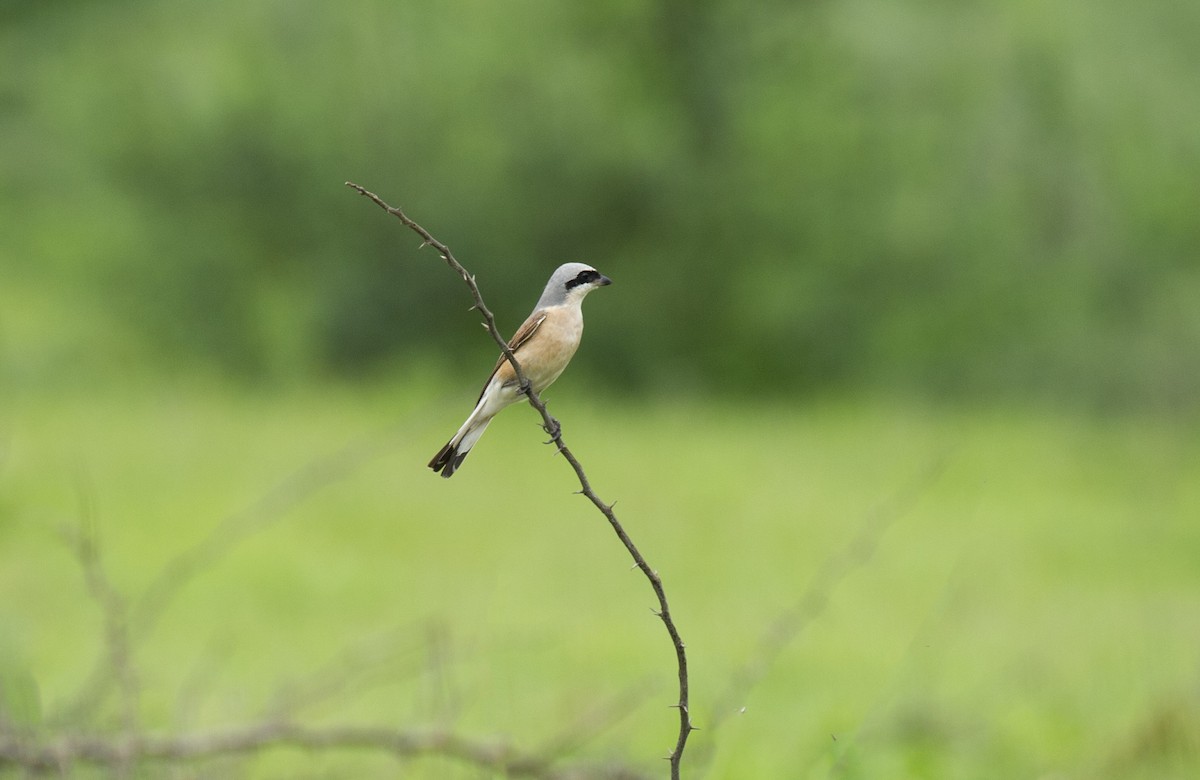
[350,184,691,776]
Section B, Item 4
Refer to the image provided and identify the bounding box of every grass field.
[2,379,1198,778]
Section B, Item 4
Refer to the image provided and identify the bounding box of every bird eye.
[565,269,599,290]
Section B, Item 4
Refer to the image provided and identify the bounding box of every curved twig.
[0,725,650,779]
[346,182,694,778]
[52,430,398,728]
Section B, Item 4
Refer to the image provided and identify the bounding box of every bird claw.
[542,417,562,441]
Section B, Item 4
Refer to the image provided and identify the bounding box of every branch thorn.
[349,184,692,777]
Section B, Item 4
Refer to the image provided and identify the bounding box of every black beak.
[597,275,613,286]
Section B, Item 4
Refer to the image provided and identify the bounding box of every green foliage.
[2,1,1199,410]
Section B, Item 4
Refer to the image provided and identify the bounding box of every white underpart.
[444,375,523,457]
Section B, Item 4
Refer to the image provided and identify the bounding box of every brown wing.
[474,311,546,403]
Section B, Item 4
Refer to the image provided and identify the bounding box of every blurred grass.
[2,379,1198,778]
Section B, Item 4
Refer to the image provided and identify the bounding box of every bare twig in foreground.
[347,182,694,778]
[694,454,953,776]
[264,628,423,721]
[53,428,398,727]
[0,725,652,779]
[13,496,652,779]
[534,679,659,765]
[60,510,140,778]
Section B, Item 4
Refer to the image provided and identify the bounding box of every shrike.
[429,262,612,478]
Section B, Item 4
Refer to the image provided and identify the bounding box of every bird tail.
[428,417,493,478]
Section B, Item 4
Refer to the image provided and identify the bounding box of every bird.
[428,262,612,478]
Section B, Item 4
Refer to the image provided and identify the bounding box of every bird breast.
[519,305,583,392]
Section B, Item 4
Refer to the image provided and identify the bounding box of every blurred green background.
[2,1,1199,778]
[4,0,1198,406]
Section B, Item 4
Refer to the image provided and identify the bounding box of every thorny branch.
[347,181,695,779]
